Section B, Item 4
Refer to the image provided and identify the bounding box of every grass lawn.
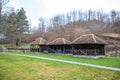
[0,52,120,80]
[13,51,120,68]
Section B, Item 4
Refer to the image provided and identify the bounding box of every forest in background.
[0,0,120,46]
[31,9,120,42]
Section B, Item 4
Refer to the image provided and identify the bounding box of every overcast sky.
[9,0,120,27]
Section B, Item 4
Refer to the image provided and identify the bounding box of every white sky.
[9,0,120,27]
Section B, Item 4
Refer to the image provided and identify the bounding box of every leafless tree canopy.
[29,9,120,42]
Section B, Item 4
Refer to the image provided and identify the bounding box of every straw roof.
[31,37,47,45]
[72,34,106,44]
[48,38,71,45]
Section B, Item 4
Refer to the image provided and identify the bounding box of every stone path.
[10,53,120,71]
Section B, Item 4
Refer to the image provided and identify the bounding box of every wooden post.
[39,45,41,52]
[95,45,97,56]
[103,45,105,55]
[63,45,65,54]
[72,45,74,55]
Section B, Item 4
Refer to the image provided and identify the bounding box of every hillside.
[100,33,120,56]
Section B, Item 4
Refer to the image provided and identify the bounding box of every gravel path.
[10,53,120,71]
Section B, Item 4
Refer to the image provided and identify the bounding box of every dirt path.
[10,53,120,71]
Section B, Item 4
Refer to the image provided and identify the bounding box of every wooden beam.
[72,45,74,55]
[63,45,65,54]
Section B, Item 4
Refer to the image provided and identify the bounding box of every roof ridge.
[72,36,81,43]
[65,39,71,43]
[31,37,47,45]
[92,34,97,43]
[48,38,71,44]
[62,38,65,44]
[72,34,92,43]
[95,35,107,44]
[47,38,57,44]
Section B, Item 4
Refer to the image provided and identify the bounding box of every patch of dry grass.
[0,54,120,80]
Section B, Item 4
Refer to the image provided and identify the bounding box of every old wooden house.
[71,34,106,56]
[30,34,106,56]
[48,38,71,54]
[30,37,47,52]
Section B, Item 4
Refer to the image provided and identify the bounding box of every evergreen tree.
[16,8,29,34]
[5,8,29,46]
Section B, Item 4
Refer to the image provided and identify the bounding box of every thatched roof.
[72,34,106,44]
[48,38,71,45]
[31,37,47,45]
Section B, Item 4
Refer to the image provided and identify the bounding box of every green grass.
[0,53,120,80]
[13,51,120,68]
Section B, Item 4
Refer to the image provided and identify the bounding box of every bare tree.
[78,10,84,22]
[71,10,78,22]
[111,10,117,25]
[0,0,9,34]
[39,17,45,31]
[0,0,9,44]
[66,12,72,24]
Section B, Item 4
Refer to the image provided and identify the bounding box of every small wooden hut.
[48,38,71,54]
[30,37,47,52]
[72,34,106,56]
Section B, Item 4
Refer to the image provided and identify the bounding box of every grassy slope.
[13,52,120,68]
[0,54,120,80]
